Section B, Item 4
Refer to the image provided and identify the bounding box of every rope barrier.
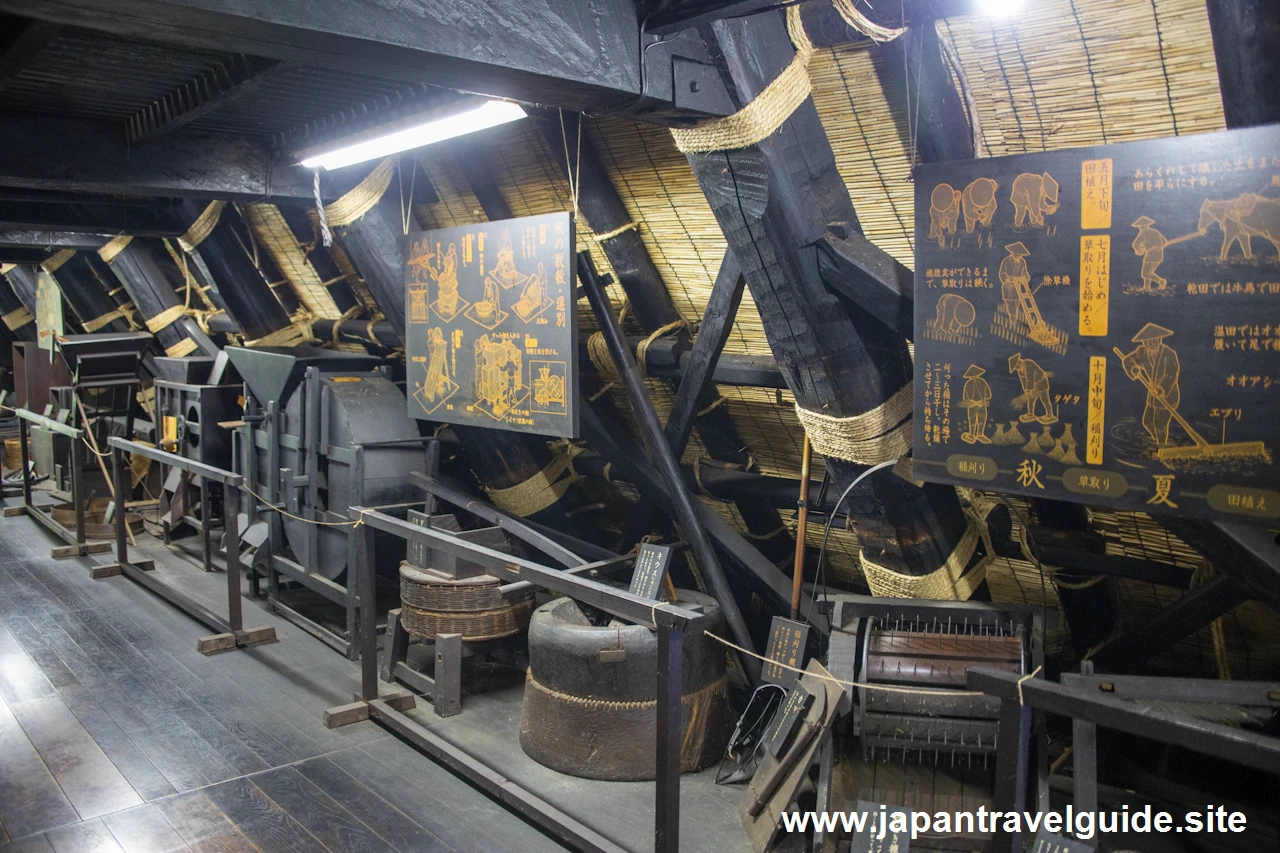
[794,382,913,465]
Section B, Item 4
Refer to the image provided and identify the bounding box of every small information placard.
[762,617,809,688]
[407,510,429,568]
[1029,829,1093,853]
[763,683,812,758]
[849,801,911,853]
[628,542,673,600]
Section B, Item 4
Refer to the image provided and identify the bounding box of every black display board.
[762,617,809,688]
[913,124,1280,524]
[628,542,673,600]
[405,212,578,437]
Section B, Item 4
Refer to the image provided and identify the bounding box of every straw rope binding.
[670,6,813,154]
[41,249,75,274]
[323,157,395,228]
[484,443,583,517]
[97,235,133,264]
[859,505,994,600]
[3,307,33,330]
[177,201,226,252]
[165,337,199,358]
[794,382,913,465]
[144,304,186,334]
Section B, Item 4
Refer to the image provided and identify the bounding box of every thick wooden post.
[539,113,792,559]
[683,10,968,581]
[0,266,38,341]
[47,253,132,334]
[174,199,294,342]
[97,239,218,356]
[1205,0,1280,129]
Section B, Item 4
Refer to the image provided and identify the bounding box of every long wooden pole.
[75,392,136,546]
[789,434,811,619]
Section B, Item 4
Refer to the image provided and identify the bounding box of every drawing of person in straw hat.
[960,365,992,444]
[1131,215,1168,291]
[1120,323,1180,445]
[999,241,1031,320]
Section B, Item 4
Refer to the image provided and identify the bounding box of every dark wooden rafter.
[663,251,746,457]
[1092,574,1249,672]
[581,251,760,672]
[217,204,303,316]
[683,10,969,580]
[875,21,975,166]
[1205,0,1280,129]
[0,197,182,238]
[47,253,133,334]
[98,239,218,357]
[0,266,38,342]
[0,14,59,90]
[0,0,648,116]
[0,111,316,201]
[174,199,293,341]
[2,263,38,312]
[0,248,51,264]
[643,0,975,35]
[0,231,111,250]
[126,54,285,144]
[274,204,363,316]
[536,112,792,558]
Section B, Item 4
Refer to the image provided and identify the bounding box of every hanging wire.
[313,170,333,247]
[397,153,418,235]
[558,108,583,218]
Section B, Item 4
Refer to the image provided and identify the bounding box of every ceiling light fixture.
[974,0,1025,17]
[299,98,527,171]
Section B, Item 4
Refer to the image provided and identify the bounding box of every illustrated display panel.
[913,124,1280,524]
[405,212,578,438]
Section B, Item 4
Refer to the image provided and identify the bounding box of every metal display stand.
[966,666,1280,853]
[105,437,276,655]
[328,503,706,853]
[9,407,110,558]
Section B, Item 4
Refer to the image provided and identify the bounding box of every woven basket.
[401,598,533,642]
[399,563,507,612]
[4,438,20,471]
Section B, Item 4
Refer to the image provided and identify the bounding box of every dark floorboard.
[0,513,568,852]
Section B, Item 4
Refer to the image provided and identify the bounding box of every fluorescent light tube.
[301,99,527,170]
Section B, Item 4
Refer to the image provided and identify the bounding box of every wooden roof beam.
[125,54,286,145]
[1206,0,1280,129]
[0,14,59,90]
[0,111,316,200]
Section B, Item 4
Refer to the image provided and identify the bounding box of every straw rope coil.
[831,0,907,43]
[323,157,395,228]
[484,443,584,517]
[3,306,33,330]
[794,382,913,465]
[177,201,226,252]
[41,249,75,274]
[587,318,685,381]
[860,505,994,600]
[97,235,133,264]
[670,6,813,154]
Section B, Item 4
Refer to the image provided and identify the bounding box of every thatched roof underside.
[243,0,1276,678]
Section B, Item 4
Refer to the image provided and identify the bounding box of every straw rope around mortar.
[794,382,913,466]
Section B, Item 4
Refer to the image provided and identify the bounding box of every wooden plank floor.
[0,514,570,853]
